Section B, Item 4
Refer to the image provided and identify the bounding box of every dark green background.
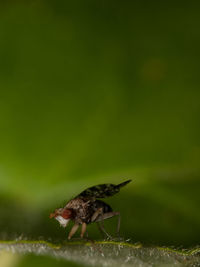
[0,0,199,254]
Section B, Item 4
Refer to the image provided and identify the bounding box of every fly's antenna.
[117,179,132,188]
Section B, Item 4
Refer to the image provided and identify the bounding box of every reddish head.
[49,208,73,219]
[49,208,74,227]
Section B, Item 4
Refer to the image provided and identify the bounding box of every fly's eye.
[62,209,72,219]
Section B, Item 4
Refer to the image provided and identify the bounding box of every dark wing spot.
[76,180,131,199]
[77,183,117,198]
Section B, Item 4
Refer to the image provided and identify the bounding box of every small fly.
[50,180,131,239]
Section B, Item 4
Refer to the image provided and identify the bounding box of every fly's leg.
[97,221,113,239]
[95,211,121,239]
[91,208,103,222]
[97,222,105,238]
[68,223,79,240]
[68,223,88,239]
[91,208,111,239]
[91,208,106,238]
[115,212,121,236]
[80,222,87,238]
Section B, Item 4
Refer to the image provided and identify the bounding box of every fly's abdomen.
[92,200,112,213]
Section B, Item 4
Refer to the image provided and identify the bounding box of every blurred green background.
[0,1,200,263]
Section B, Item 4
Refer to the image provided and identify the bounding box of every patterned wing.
[76,180,131,199]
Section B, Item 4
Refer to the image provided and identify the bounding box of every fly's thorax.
[65,197,91,209]
[65,197,94,224]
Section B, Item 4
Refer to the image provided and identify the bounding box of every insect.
[49,179,131,240]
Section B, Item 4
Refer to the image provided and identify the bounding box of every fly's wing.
[76,180,131,199]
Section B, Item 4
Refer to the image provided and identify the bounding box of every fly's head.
[49,208,74,228]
